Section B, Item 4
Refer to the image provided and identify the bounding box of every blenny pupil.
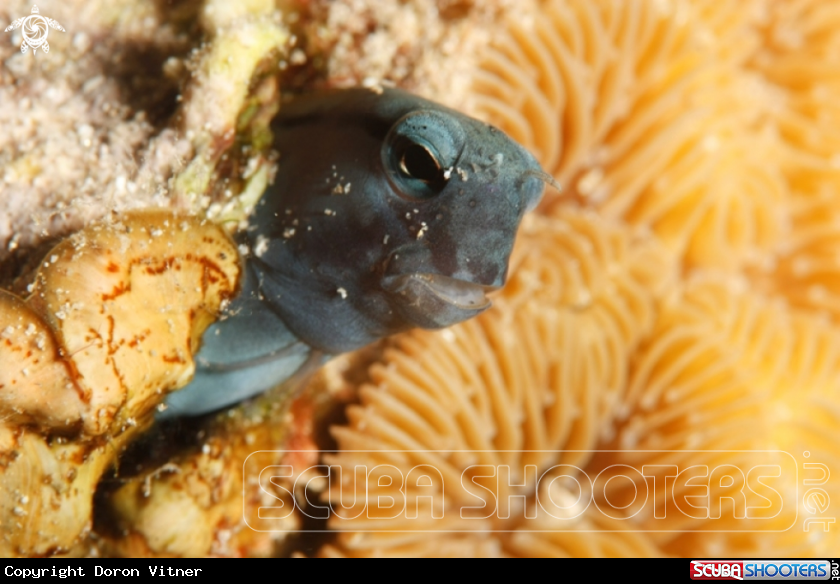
[400,142,445,188]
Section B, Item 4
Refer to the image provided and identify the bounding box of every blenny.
[162,87,552,417]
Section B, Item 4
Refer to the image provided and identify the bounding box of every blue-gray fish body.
[162,88,547,418]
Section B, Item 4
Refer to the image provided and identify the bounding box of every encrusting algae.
[0,211,239,556]
[2,0,840,558]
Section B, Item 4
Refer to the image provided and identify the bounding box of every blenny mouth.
[386,273,498,310]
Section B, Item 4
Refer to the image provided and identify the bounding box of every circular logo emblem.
[21,13,48,51]
[4,5,64,55]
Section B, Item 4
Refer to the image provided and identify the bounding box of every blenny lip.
[386,273,498,310]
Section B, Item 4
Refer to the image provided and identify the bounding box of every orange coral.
[311,0,840,558]
[467,0,787,271]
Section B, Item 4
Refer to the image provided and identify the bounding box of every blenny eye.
[384,109,466,200]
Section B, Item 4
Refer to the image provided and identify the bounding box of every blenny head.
[245,87,548,354]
